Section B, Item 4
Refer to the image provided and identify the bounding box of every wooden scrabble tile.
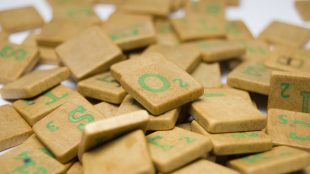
[39,46,61,64]
[0,6,44,33]
[48,0,91,7]
[239,40,271,60]
[267,108,310,151]
[13,85,80,126]
[83,130,155,174]
[191,63,222,88]
[187,40,246,62]
[0,105,32,151]
[191,96,266,133]
[201,87,252,103]
[225,20,254,40]
[144,44,201,73]
[0,30,9,42]
[228,146,310,174]
[227,59,272,95]
[265,46,310,74]
[67,162,83,174]
[171,0,186,11]
[94,102,119,118]
[155,19,180,46]
[225,0,240,6]
[78,110,149,159]
[185,0,225,20]
[0,42,39,84]
[121,0,171,17]
[37,20,93,47]
[177,123,192,131]
[33,97,106,163]
[1,67,70,99]
[77,72,127,104]
[170,159,240,174]
[192,121,272,155]
[258,21,310,48]
[147,127,212,173]
[268,71,310,113]
[296,0,310,21]
[56,26,123,80]
[117,95,180,131]
[119,53,203,115]
[102,13,156,51]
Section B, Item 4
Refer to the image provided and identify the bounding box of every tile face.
[171,15,225,41]
[190,96,266,133]
[225,20,253,40]
[185,0,225,20]
[147,127,212,173]
[56,26,123,80]
[1,67,70,99]
[267,109,310,150]
[227,59,272,95]
[191,63,222,88]
[238,40,271,60]
[0,6,44,33]
[119,53,203,115]
[83,130,155,174]
[78,110,149,159]
[33,97,106,163]
[144,44,201,73]
[0,43,39,84]
[228,146,310,174]
[268,71,310,113]
[77,72,127,104]
[0,135,66,174]
[170,159,240,174]
[295,0,310,21]
[103,13,156,51]
[155,19,180,46]
[0,105,32,151]
[121,0,171,17]
[258,21,310,48]
[201,87,252,103]
[13,85,80,126]
[67,162,83,174]
[94,102,119,118]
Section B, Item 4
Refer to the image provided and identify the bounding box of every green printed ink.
[300,91,310,113]
[159,23,172,34]
[66,6,93,17]
[44,91,69,105]
[240,42,269,55]
[280,83,290,99]
[292,119,310,127]
[242,62,266,77]
[7,151,36,174]
[40,147,56,158]
[178,136,196,144]
[68,105,95,131]
[203,92,225,97]
[33,166,48,174]
[241,153,272,164]
[0,45,27,61]
[138,73,170,93]
[225,22,239,35]
[231,132,259,138]
[277,114,289,125]
[147,135,174,151]
[46,121,59,132]
[111,25,140,41]
[97,74,120,87]
[24,99,35,105]
[198,19,218,32]
[206,3,221,16]
[289,132,310,141]
[172,78,188,89]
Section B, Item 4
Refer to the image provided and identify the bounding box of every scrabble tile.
[258,21,310,48]
[56,26,123,80]
[228,146,310,174]
[147,127,212,173]
[267,108,310,151]
[171,15,225,41]
[227,59,272,95]
[78,110,149,159]
[13,85,80,126]
[201,87,252,103]
[117,95,180,131]
[83,130,155,174]
[119,53,203,115]
[33,97,106,163]
[102,13,156,51]
[265,46,310,74]
[0,135,66,174]
[188,40,246,62]
[225,20,254,40]
[77,72,127,104]
[185,0,225,20]
[171,0,186,11]
[268,71,310,113]
[48,0,91,7]
[170,159,240,174]
[1,67,70,99]
[39,46,61,64]
[177,123,192,131]
[225,0,240,6]
[121,0,171,17]
[0,42,39,84]
[296,0,310,21]
[144,44,201,73]
[37,20,93,47]
[94,102,119,118]
[0,30,9,42]
[239,40,271,60]
[155,19,180,46]
[0,6,44,33]
[191,63,222,88]
[67,162,83,174]
[191,121,272,155]
[0,105,32,151]
[190,96,266,133]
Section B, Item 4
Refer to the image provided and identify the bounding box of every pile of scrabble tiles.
[0,0,310,173]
